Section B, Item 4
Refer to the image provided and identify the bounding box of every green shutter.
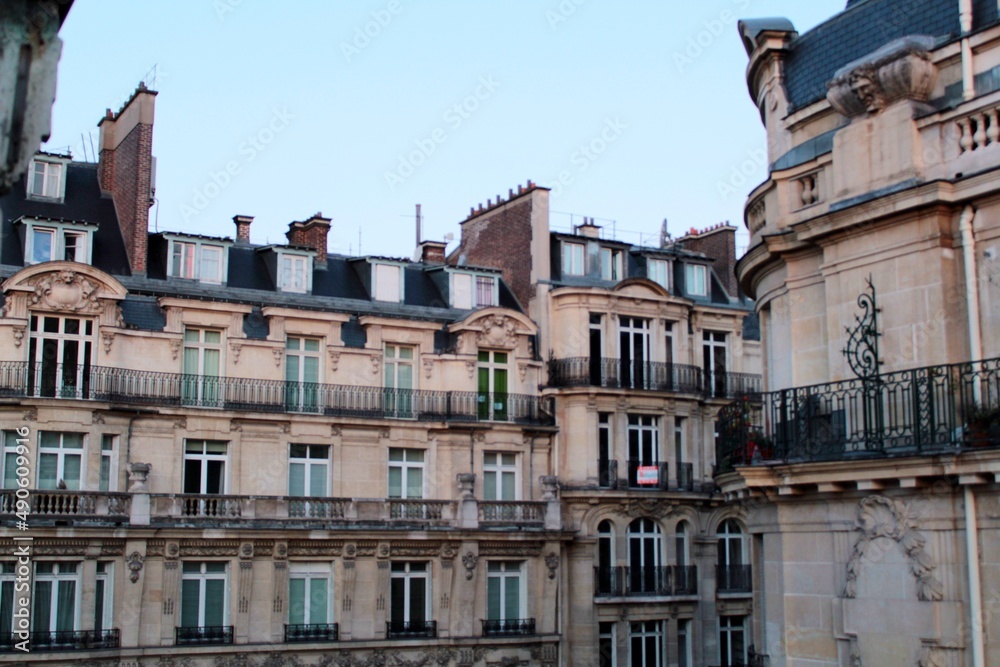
[388,467,402,498]
[309,463,327,497]
[33,581,52,633]
[288,578,305,625]
[204,579,225,627]
[487,576,500,620]
[56,580,75,631]
[180,580,200,627]
[288,462,305,497]
[505,575,519,620]
[309,578,328,624]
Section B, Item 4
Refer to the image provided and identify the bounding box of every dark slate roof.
[120,295,166,331]
[0,162,131,276]
[782,0,999,113]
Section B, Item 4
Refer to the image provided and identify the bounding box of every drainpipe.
[961,0,975,100]
[965,486,985,667]
[959,206,983,379]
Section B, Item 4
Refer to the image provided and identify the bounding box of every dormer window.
[648,258,670,290]
[373,262,404,302]
[27,158,67,201]
[20,218,96,265]
[685,264,707,296]
[600,248,623,281]
[563,242,584,276]
[450,271,498,309]
[165,236,230,284]
[280,254,310,293]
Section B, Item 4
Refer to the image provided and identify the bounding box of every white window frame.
[599,621,617,667]
[563,242,584,276]
[648,258,670,290]
[0,562,16,633]
[288,444,329,498]
[2,431,28,490]
[486,561,526,622]
[388,448,425,499]
[279,253,311,293]
[180,562,229,628]
[389,561,430,625]
[678,618,693,667]
[450,272,474,309]
[627,518,663,570]
[37,432,84,491]
[94,562,113,632]
[685,264,708,296]
[99,435,119,492]
[475,275,498,307]
[27,158,66,200]
[372,262,405,302]
[600,247,623,281]
[166,236,230,284]
[717,519,745,568]
[33,562,81,633]
[675,521,690,568]
[287,563,333,626]
[719,615,747,667]
[482,452,519,501]
[183,441,228,495]
[23,220,95,265]
[627,414,660,466]
[28,314,95,399]
[629,619,664,667]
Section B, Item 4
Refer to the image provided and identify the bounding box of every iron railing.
[547,357,760,399]
[597,459,618,488]
[716,357,1000,473]
[716,564,752,594]
[175,625,234,646]
[284,623,339,643]
[676,462,694,491]
[594,566,698,597]
[0,629,119,652]
[386,620,436,639]
[481,618,536,636]
[626,461,669,490]
[0,362,554,426]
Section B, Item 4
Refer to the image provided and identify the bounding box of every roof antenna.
[415,203,422,248]
[358,227,362,257]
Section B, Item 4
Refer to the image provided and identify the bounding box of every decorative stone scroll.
[827,35,938,118]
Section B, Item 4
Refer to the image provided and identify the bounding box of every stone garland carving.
[462,551,478,580]
[28,270,101,313]
[843,496,943,602]
[476,314,518,348]
[545,552,559,580]
[623,498,678,519]
[126,551,144,583]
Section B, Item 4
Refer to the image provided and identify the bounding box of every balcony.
[626,460,669,490]
[0,362,554,426]
[481,618,536,637]
[479,501,546,525]
[716,564,752,594]
[547,357,760,399]
[0,490,130,523]
[386,620,436,639]
[0,629,119,652]
[175,625,234,646]
[284,623,339,643]
[716,357,1000,473]
[594,565,698,598]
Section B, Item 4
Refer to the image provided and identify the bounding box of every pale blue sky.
[46,0,845,259]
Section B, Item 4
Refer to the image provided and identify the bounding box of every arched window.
[627,519,662,594]
[675,521,690,568]
[716,519,749,593]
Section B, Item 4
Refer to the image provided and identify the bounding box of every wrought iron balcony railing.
[547,357,760,399]
[0,629,120,652]
[386,620,436,639]
[594,566,698,597]
[626,460,669,490]
[676,462,694,491]
[284,623,339,643]
[481,618,536,636]
[716,356,1000,473]
[175,625,234,646]
[0,362,554,426]
[597,459,618,488]
[716,564,752,594]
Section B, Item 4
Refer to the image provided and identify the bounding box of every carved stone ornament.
[545,552,559,580]
[826,35,938,118]
[11,325,24,348]
[230,341,243,364]
[843,496,943,601]
[124,551,144,583]
[462,551,478,580]
[27,270,101,313]
[476,314,518,348]
[623,498,678,519]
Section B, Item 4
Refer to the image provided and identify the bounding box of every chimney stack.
[576,217,601,238]
[418,240,447,265]
[97,82,157,275]
[286,213,332,263]
[233,215,253,244]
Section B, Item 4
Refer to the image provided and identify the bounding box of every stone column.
[127,462,151,526]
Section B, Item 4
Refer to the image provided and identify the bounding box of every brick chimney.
[677,223,739,297]
[233,215,253,244]
[97,82,157,275]
[418,240,447,265]
[286,213,331,263]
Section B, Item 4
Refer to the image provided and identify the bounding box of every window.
[703,331,728,398]
[21,219,94,265]
[675,522,690,568]
[181,562,228,630]
[373,263,403,302]
[28,159,64,199]
[629,620,664,667]
[388,448,424,499]
[486,562,524,628]
[678,619,692,667]
[627,415,659,488]
[627,518,663,594]
[598,413,612,487]
[288,564,331,628]
[168,239,227,284]
[183,441,227,495]
[288,444,329,501]
[483,452,517,501]
[280,254,310,293]
[596,520,615,596]
[2,431,27,490]
[717,520,748,593]
[562,242,584,276]
[99,435,118,492]
[286,337,321,412]
[598,622,616,667]
[38,432,83,490]
[172,242,196,279]
[475,276,496,307]
[451,273,473,309]
[389,562,430,635]
[32,563,79,635]
[619,317,650,389]
[94,562,113,633]
[200,245,223,284]
[384,345,415,418]
[27,315,94,399]
[477,351,508,421]
[685,264,707,296]
[648,258,670,290]
[664,322,674,366]
[589,313,604,385]
[719,616,747,667]
[182,328,222,406]
[0,563,15,634]
[600,247,623,281]
[674,417,686,489]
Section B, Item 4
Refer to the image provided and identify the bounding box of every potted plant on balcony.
[965,403,1000,447]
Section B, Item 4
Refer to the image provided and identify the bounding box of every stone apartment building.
[715,0,1000,665]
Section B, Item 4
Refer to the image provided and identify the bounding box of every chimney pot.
[233,215,254,244]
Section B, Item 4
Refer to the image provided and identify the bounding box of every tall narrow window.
[562,242,584,276]
[172,242,197,279]
[182,328,222,407]
[629,620,664,667]
[589,313,604,386]
[600,247,623,281]
[199,245,223,284]
[0,563,15,634]
[475,276,496,307]
[94,562,113,633]
[388,448,424,499]
[389,562,431,637]
[598,413,612,487]
[675,522,690,568]
[485,562,524,633]
[288,444,329,517]
[599,622,616,667]
[648,258,670,290]
[38,432,83,490]
[703,331,728,398]
[384,345,415,418]
[477,351,508,421]
[99,435,117,492]
[183,441,227,496]
[619,317,650,389]
[32,563,79,637]
[685,264,707,296]
[27,315,94,399]
[483,452,517,500]
[717,520,747,593]
[2,432,25,489]
[674,417,689,490]
[627,519,663,594]
[719,616,746,667]
[180,562,228,632]
[627,415,659,488]
[596,520,615,596]
[288,564,331,631]
[678,619,692,667]
[286,337,321,412]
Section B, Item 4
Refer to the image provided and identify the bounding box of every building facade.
[717,1,1000,665]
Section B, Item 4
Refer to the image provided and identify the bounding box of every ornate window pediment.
[1,262,127,326]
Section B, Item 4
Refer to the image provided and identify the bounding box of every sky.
[45,0,846,260]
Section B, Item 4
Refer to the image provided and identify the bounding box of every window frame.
[288,444,330,498]
[372,261,405,302]
[287,563,333,627]
[599,247,623,281]
[685,264,708,296]
[94,562,114,633]
[180,561,229,629]
[183,440,229,495]
[22,220,96,265]
[32,562,81,634]
[27,158,67,201]
[719,615,747,667]
[165,236,230,284]
[279,252,311,293]
[629,619,664,667]
[647,258,670,290]
[486,561,526,622]
[388,448,425,499]
[389,561,431,626]
[482,452,519,501]
[99,434,119,492]
[562,242,585,276]
[37,431,84,491]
